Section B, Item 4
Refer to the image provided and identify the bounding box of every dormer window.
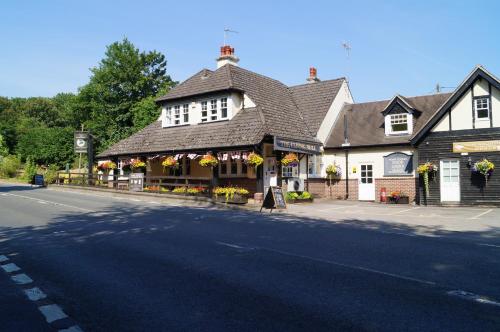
[183,104,189,123]
[221,98,228,119]
[210,99,218,121]
[201,101,208,122]
[165,106,172,125]
[474,97,489,120]
[174,105,181,125]
[390,114,408,133]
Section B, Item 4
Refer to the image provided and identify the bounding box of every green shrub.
[0,155,21,178]
[299,191,312,200]
[43,165,59,184]
[286,191,299,201]
[23,156,37,181]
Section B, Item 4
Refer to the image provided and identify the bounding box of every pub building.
[321,65,500,206]
[97,45,353,196]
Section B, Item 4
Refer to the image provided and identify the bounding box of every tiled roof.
[98,64,343,158]
[325,93,452,148]
[289,79,344,134]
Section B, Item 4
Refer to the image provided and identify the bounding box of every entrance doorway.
[264,157,277,193]
[359,164,375,200]
[440,159,460,202]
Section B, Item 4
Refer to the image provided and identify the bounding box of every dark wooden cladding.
[418,128,500,206]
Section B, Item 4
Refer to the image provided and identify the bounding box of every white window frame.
[165,106,172,125]
[474,97,490,120]
[308,155,323,178]
[389,113,409,134]
[219,159,247,178]
[174,105,181,125]
[210,99,218,121]
[182,104,189,123]
[201,101,208,122]
[220,97,228,119]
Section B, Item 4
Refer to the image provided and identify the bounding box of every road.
[0,184,499,331]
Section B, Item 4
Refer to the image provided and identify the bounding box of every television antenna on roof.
[341,41,351,59]
[224,28,239,46]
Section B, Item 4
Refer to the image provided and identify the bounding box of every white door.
[440,160,460,202]
[264,157,277,193]
[359,164,375,200]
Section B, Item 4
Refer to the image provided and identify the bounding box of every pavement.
[1,182,500,331]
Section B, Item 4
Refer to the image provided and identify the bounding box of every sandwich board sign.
[260,186,287,212]
[129,173,144,192]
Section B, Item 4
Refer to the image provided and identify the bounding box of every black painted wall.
[417,128,500,206]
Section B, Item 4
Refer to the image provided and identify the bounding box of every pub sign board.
[74,131,89,154]
[453,140,500,153]
[129,173,144,192]
[274,137,321,155]
[383,152,413,176]
[260,186,287,212]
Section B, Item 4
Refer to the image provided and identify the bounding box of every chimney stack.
[216,45,239,68]
[307,67,320,83]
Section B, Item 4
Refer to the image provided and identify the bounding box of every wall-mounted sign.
[352,167,357,174]
[74,131,89,153]
[274,137,321,155]
[129,173,144,192]
[453,140,500,153]
[384,152,413,176]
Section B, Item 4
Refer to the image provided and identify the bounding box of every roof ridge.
[289,77,345,89]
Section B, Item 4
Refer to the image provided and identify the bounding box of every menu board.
[260,186,287,212]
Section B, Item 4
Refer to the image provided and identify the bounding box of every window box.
[387,196,409,204]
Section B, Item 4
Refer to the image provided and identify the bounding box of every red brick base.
[306,177,417,202]
[374,177,417,203]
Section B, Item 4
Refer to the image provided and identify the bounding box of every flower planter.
[388,196,409,204]
[213,194,248,204]
[287,198,314,204]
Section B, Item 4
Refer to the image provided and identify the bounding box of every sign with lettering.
[453,140,500,153]
[74,131,89,154]
[129,173,144,192]
[260,186,287,212]
[384,152,413,176]
[274,137,321,154]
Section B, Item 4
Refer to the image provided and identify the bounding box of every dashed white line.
[11,273,33,285]
[477,243,500,248]
[216,241,249,250]
[24,287,47,301]
[38,304,68,323]
[389,207,420,215]
[2,193,94,212]
[0,255,9,262]
[469,209,493,220]
[1,262,21,273]
[447,290,500,307]
[259,246,436,286]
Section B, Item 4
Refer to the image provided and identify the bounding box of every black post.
[87,131,94,186]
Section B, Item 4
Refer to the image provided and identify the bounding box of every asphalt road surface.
[1,184,499,331]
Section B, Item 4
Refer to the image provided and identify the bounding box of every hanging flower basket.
[130,159,147,173]
[472,159,494,183]
[417,162,438,197]
[247,152,264,167]
[161,156,178,168]
[97,161,117,172]
[199,154,218,167]
[281,153,299,166]
[326,164,342,178]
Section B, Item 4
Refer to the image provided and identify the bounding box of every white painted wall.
[322,147,417,180]
[316,80,354,144]
[473,78,489,96]
[433,113,450,132]
[450,89,473,130]
[493,86,500,127]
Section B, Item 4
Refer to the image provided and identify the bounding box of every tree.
[79,38,174,152]
[16,127,74,168]
[0,133,8,157]
[131,96,160,131]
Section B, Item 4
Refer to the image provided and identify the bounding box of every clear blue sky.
[1,0,499,102]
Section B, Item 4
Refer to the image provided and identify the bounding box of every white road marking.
[11,273,33,285]
[216,241,248,249]
[469,209,493,220]
[0,255,9,262]
[38,304,68,323]
[59,325,84,332]
[477,243,500,248]
[378,230,417,237]
[447,290,500,307]
[260,247,436,286]
[1,263,21,273]
[2,193,94,212]
[24,287,47,301]
[389,207,420,215]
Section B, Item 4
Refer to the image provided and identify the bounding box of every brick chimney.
[216,45,239,68]
[306,67,320,83]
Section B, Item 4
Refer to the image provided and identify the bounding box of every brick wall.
[374,177,417,203]
[306,178,358,200]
